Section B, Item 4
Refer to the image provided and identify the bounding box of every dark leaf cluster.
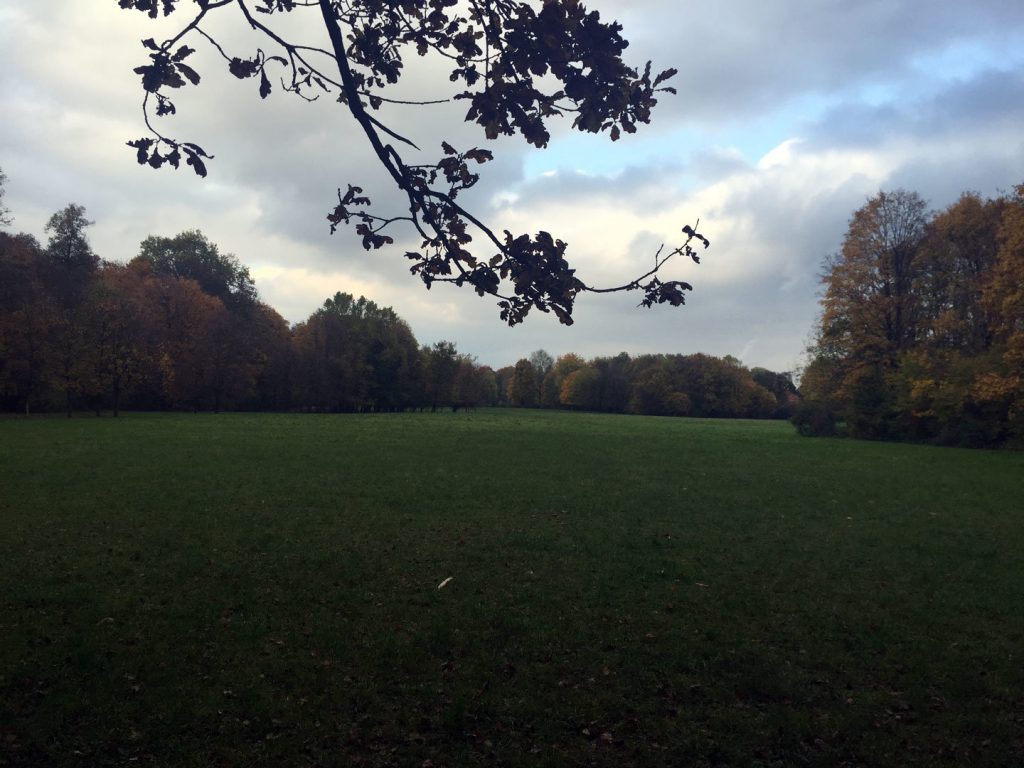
[134,40,200,92]
[637,278,693,309]
[118,0,705,325]
[118,0,176,18]
[127,137,212,177]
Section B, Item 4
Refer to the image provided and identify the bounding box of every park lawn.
[1,409,1023,767]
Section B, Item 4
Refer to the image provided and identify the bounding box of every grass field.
[2,410,1023,767]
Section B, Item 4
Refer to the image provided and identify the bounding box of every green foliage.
[750,367,799,418]
[45,203,97,274]
[789,400,838,437]
[135,230,257,308]
[291,292,427,412]
[559,364,601,410]
[628,367,690,416]
[507,357,538,407]
[2,411,1023,766]
[422,340,459,411]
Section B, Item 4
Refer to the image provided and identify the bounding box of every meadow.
[1,410,1022,767]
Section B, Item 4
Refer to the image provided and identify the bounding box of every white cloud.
[2,0,1023,374]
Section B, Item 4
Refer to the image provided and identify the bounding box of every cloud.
[616,0,1024,127]
[3,0,1023,376]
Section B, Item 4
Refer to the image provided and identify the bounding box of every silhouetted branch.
[120,0,705,325]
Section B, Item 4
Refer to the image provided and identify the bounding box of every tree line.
[0,198,796,419]
[0,206,491,415]
[494,350,797,419]
[800,186,1024,447]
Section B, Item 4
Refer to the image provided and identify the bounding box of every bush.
[790,401,838,437]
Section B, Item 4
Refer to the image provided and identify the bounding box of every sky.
[2,1,1023,374]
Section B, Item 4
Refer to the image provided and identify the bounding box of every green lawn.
[1,410,1023,767]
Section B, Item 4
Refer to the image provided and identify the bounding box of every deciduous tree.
[803,186,1024,446]
[528,348,554,404]
[628,366,689,416]
[81,264,148,415]
[423,340,460,412]
[0,233,54,413]
[44,204,100,415]
[45,204,98,276]
[135,230,257,309]
[811,190,928,437]
[559,364,600,410]
[982,184,1024,440]
[915,192,1003,354]
[507,358,537,407]
[117,0,708,325]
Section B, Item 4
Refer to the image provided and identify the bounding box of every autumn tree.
[536,353,577,408]
[809,190,929,437]
[117,0,708,325]
[802,185,1024,446]
[423,340,460,412]
[915,192,1003,355]
[0,232,54,413]
[80,264,149,415]
[661,354,774,419]
[365,315,421,411]
[559,365,601,410]
[152,276,227,410]
[242,301,294,410]
[980,184,1024,441]
[507,358,537,407]
[628,365,689,416]
[46,204,97,270]
[493,365,515,406]
[476,365,499,406]
[44,204,100,415]
[822,190,929,359]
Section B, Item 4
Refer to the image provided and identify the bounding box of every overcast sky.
[2,1,1023,373]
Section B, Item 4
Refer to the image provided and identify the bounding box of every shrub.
[790,401,838,437]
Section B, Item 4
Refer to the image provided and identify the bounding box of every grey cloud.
[493,162,686,216]
[804,68,1024,150]
[888,150,1024,211]
[488,148,752,221]
[617,0,1024,127]
[4,0,1023,376]
[443,272,815,374]
[687,147,751,183]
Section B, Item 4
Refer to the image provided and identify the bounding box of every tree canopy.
[117,0,708,325]
[134,230,257,308]
[45,203,98,273]
[801,186,1024,447]
[1,202,785,418]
